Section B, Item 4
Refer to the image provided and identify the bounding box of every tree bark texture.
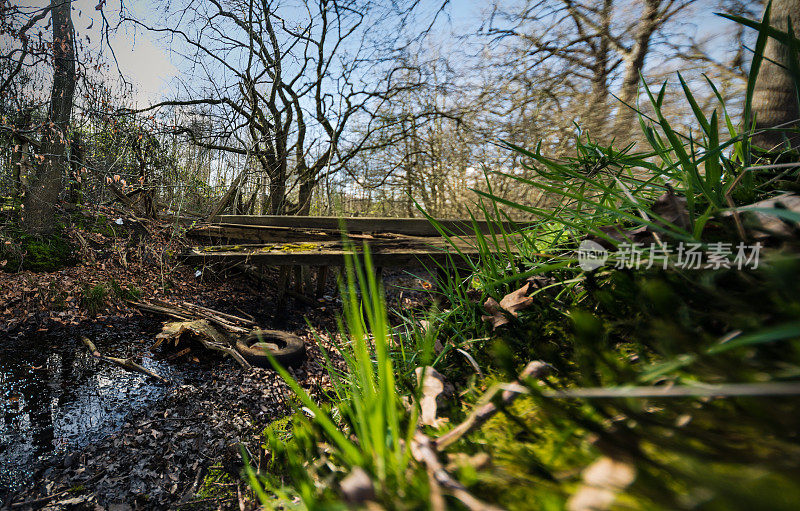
[22,0,75,234]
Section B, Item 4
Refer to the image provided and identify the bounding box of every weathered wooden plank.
[188,223,338,243]
[210,215,533,236]
[182,237,481,268]
[184,249,471,267]
[187,224,412,245]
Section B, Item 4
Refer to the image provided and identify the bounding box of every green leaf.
[708,321,800,354]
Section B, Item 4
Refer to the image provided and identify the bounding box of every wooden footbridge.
[182,215,528,304]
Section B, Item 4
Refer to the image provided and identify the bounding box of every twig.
[10,488,72,508]
[180,301,256,326]
[129,299,252,333]
[235,306,256,322]
[81,337,168,383]
[127,300,193,321]
[412,432,504,511]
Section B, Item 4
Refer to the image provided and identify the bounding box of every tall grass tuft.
[244,245,430,509]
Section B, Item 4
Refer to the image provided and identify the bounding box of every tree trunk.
[267,173,287,215]
[296,169,314,216]
[10,139,24,197]
[588,0,613,138]
[205,170,246,221]
[10,110,33,198]
[22,0,75,234]
[613,0,660,140]
[751,0,800,152]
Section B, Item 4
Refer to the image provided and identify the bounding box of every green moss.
[201,244,246,252]
[278,242,317,252]
[261,415,293,444]
[0,228,76,272]
[199,242,319,254]
[194,464,236,501]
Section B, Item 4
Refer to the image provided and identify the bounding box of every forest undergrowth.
[239,9,800,511]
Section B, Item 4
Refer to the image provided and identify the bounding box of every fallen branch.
[129,299,253,333]
[128,300,194,322]
[81,337,168,383]
[180,301,256,326]
[155,320,251,368]
[435,361,552,451]
[10,488,74,509]
[411,432,504,511]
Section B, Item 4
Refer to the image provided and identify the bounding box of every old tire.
[235,330,306,369]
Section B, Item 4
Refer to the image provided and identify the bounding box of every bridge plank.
[209,215,532,237]
[182,236,481,267]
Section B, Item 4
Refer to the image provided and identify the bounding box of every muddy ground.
[1,262,434,510]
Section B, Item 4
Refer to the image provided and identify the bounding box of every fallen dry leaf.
[481,281,536,330]
[481,297,508,329]
[500,281,535,314]
[415,366,452,428]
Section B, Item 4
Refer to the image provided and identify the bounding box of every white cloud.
[28,0,182,106]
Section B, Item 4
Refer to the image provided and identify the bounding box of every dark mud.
[0,312,327,509]
[0,267,434,509]
[0,317,171,495]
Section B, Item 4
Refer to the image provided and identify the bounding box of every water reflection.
[0,321,177,494]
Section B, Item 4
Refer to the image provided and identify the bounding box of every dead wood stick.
[10,488,73,508]
[81,337,168,383]
[174,307,250,333]
[234,307,256,322]
[129,300,250,334]
[180,301,256,326]
[194,313,250,334]
[435,361,551,451]
[176,320,251,368]
[161,302,240,329]
[411,432,503,511]
[147,300,250,333]
[128,300,193,320]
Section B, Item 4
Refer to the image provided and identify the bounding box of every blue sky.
[19,0,755,105]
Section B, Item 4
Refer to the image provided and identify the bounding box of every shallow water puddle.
[0,320,178,493]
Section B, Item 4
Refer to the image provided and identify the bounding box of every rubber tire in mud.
[235,330,306,369]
